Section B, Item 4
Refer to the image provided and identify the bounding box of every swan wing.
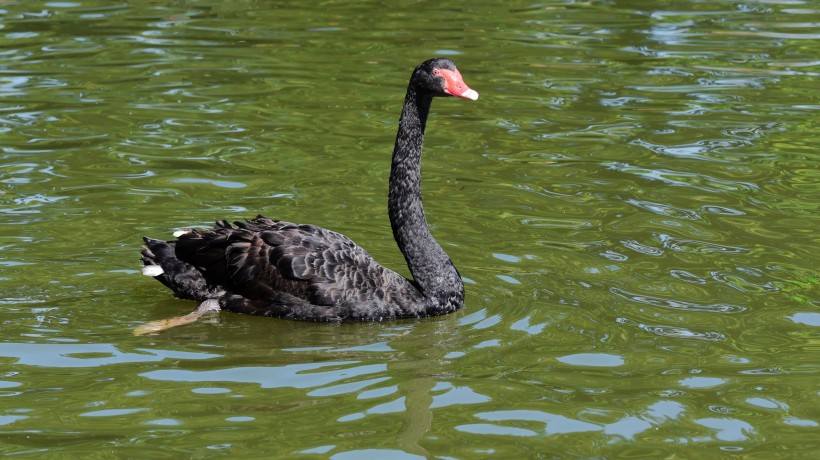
[174,216,407,306]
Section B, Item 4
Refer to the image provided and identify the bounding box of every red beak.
[438,68,479,100]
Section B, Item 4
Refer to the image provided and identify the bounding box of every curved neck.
[388,87,463,304]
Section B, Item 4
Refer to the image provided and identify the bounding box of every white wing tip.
[172,229,191,238]
[142,265,164,277]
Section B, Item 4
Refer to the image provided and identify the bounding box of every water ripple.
[612,287,747,314]
[461,400,688,439]
[0,343,219,367]
[604,162,761,193]
[555,353,624,367]
[640,325,725,342]
[140,361,386,389]
[659,234,748,254]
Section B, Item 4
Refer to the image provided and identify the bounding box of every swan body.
[139,58,477,330]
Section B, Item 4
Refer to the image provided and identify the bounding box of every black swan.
[137,58,478,334]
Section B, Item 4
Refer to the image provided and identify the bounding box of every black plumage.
[140,58,478,325]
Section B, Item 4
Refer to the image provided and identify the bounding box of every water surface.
[1,1,818,458]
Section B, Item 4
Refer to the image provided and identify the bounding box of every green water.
[1,1,818,457]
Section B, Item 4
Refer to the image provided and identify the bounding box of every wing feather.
[173,216,414,309]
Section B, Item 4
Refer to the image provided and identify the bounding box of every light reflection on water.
[142,361,387,390]
[0,342,219,367]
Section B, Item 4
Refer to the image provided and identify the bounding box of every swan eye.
[432,68,441,76]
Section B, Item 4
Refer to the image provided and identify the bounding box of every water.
[1,1,818,457]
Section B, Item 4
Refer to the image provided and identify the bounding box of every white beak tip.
[461,89,479,101]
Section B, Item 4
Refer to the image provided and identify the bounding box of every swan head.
[414,58,479,101]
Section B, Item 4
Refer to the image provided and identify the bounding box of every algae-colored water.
[1,1,818,457]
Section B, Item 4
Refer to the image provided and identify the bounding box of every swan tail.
[141,237,221,301]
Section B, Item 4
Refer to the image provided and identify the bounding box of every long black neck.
[388,86,464,307]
